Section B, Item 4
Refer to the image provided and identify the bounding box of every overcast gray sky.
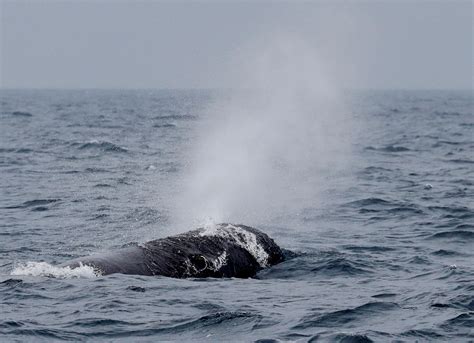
[1,1,472,89]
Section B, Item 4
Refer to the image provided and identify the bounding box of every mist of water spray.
[175,35,353,229]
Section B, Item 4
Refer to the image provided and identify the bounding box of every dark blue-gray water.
[1,89,473,342]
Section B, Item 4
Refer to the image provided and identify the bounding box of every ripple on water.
[257,253,374,280]
[429,230,474,240]
[293,302,400,329]
[365,145,411,152]
[3,199,61,209]
[71,140,128,153]
[11,111,33,117]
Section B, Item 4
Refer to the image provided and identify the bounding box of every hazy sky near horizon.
[1,1,472,90]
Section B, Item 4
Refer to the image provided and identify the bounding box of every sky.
[0,0,472,90]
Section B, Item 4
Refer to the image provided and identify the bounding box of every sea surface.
[1,89,473,342]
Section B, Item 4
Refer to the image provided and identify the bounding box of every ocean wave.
[257,254,373,279]
[344,198,423,218]
[399,329,444,339]
[0,325,79,340]
[0,148,16,153]
[450,295,474,311]
[310,257,374,276]
[434,111,462,116]
[10,262,99,278]
[441,312,474,329]
[431,249,464,256]
[153,123,177,128]
[3,148,35,154]
[93,183,113,188]
[447,158,474,164]
[386,206,424,214]
[293,302,399,329]
[2,311,261,339]
[126,285,146,292]
[451,179,473,186]
[431,294,474,311]
[365,145,411,152]
[84,167,110,173]
[30,206,50,212]
[342,245,395,254]
[454,224,474,230]
[345,197,393,207]
[2,199,61,210]
[153,114,197,121]
[11,111,33,117]
[307,332,375,342]
[429,230,474,240]
[0,278,23,288]
[73,140,128,153]
[371,293,398,299]
[360,166,393,174]
[432,140,463,147]
[88,213,110,221]
[427,205,473,217]
[124,207,166,225]
[64,318,137,328]
[173,311,258,331]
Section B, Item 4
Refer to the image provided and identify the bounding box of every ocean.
[1,89,473,342]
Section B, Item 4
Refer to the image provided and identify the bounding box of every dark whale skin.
[62,223,285,278]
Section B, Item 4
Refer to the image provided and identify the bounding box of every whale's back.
[62,223,285,278]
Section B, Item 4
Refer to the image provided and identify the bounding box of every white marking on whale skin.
[11,261,99,279]
[198,223,270,267]
[183,251,228,276]
[212,251,228,270]
[183,258,197,277]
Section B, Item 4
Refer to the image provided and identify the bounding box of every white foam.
[11,261,99,279]
[199,224,269,267]
[199,221,220,236]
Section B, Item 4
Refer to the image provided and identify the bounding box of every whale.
[61,223,285,278]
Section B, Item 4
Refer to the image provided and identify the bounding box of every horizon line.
[1,87,472,92]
